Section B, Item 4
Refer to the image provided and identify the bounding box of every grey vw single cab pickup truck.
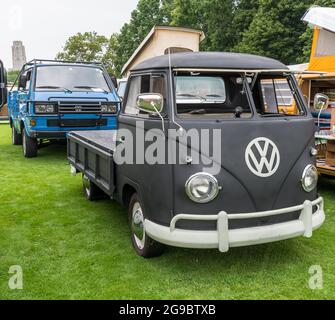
[68,52,325,258]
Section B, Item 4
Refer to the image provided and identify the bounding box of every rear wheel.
[128,193,165,258]
[12,126,22,145]
[22,129,38,158]
[82,174,104,201]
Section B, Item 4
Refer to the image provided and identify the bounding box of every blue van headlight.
[185,173,220,203]
[101,104,117,113]
[35,104,56,113]
[302,165,318,192]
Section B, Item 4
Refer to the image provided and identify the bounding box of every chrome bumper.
[145,197,325,252]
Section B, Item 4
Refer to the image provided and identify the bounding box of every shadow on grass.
[157,239,306,271]
[37,142,68,160]
[319,175,335,193]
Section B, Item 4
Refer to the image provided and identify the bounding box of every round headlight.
[185,173,220,203]
[302,165,318,192]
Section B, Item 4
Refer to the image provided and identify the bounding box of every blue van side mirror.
[110,75,118,89]
[18,74,28,90]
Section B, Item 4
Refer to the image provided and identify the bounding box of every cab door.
[10,69,32,131]
[117,72,174,225]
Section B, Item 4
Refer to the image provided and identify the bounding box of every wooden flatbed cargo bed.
[67,130,117,196]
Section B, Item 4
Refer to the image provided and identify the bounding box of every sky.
[0,0,139,68]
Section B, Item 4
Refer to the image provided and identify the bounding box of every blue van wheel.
[12,126,22,146]
[22,129,38,158]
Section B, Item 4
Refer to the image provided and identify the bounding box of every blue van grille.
[58,102,103,114]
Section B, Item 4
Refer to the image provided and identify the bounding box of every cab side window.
[124,74,166,117]
[257,77,303,116]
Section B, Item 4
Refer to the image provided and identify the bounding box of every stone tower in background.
[12,41,27,71]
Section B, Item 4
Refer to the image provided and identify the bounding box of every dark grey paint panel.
[171,117,317,230]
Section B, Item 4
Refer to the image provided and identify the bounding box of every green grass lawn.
[0,124,334,300]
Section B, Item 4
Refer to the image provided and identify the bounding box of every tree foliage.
[234,0,315,65]
[171,0,237,51]
[57,0,335,77]
[56,32,108,63]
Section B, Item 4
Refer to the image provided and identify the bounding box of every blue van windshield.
[35,65,110,92]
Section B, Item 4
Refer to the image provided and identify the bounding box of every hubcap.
[131,202,145,250]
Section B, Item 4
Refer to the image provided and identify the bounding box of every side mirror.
[110,75,118,89]
[136,94,164,114]
[314,93,329,111]
[0,60,7,109]
[18,74,28,90]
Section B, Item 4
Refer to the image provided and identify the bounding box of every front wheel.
[128,193,165,258]
[12,126,22,145]
[22,129,38,158]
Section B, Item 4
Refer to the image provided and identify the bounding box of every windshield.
[176,76,226,104]
[175,73,305,119]
[35,66,110,92]
[176,74,252,119]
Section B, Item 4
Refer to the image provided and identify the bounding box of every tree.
[56,32,109,63]
[232,0,260,45]
[7,70,20,84]
[171,0,236,52]
[102,34,120,76]
[234,0,314,65]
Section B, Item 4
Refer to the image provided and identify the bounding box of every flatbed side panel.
[67,132,115,196]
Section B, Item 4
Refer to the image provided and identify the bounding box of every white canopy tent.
[302,6,335,32]
[302,7,335,59]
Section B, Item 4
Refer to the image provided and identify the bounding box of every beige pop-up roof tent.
[302,6,335,72]
[121,26,205,76]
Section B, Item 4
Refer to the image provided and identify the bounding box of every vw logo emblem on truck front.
[245,137,280,178]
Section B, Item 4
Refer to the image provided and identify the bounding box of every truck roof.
[131,52,288,72]
[24,59,104,69]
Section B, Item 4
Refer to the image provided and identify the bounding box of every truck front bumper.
[30,131,68,139]
[145,197,325,252]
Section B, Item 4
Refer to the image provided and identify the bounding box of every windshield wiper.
[177,93,205,100]
[177,94,224,103]
[74,86,108,94]
[36,86,72,93]
[205,94,225,98]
